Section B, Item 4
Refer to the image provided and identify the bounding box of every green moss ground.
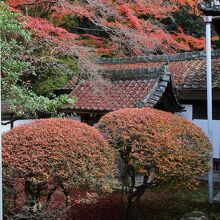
[139,181,220,220]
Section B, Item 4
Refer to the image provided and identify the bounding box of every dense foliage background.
[5,0,220,55]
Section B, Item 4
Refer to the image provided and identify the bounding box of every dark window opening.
[193,103,220,120]
[81,114,103,126]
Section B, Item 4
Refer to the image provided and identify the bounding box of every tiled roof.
[99,51,220,90]
[70,79,156,111]
[61,51,219,112]
[169,59,220,89]
[61,51,220,91]
[68,67,182,112]
[99,51,220,63]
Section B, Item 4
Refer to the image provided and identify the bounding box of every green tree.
[1,3,76,118]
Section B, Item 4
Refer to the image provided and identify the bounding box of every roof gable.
[70,79,156,111]
[67,67,183,112]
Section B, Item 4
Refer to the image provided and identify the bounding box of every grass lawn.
[139,181,220,220]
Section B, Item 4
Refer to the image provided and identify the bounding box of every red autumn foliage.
[5,0,207,56]
[118,3,143,31]
[2,118,117,197]
[174,28,206,50]
[82,0,206,54]
[97,108,211,186]
[25,16,78,47]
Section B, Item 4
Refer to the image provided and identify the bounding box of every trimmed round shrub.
[97,107,211,186]
[3,118,118,208]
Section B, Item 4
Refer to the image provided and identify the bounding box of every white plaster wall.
[194,120,220,158]
[176,104,193,121]
[1,119,33,135]
[1,122,11,134]
[177,104,220,159]
[71,115,81,121]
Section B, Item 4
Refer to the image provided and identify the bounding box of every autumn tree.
[2,118,118,216]
[1,2,102,118]
[5,0,219,57]
[97,107,211,220]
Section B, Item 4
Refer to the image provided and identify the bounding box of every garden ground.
[5,176,219,220]
[5,180,220,220]
[139,181,220,220]
[66,181,220,220]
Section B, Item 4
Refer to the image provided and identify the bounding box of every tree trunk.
[134,193,142,220]
[125,189,145,220]
[125,175,149,220]
[125,195,133,220]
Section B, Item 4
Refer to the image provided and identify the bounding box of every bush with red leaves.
[2,118,118,211]
[97,108,211,219]
[97,107,211,186]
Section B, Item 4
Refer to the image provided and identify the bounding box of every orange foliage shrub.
[97,108,211,186]
[2,118,118,209]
